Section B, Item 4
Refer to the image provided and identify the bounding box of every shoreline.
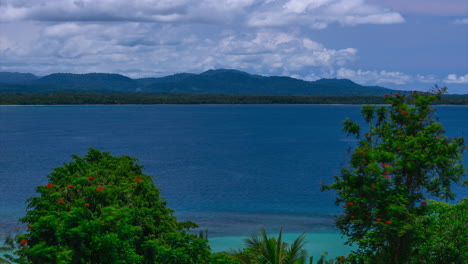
[1,93,467,105]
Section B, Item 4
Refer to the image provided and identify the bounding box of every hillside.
[0,72,39,83]
[34,73,138,92]
[0,69,401,95]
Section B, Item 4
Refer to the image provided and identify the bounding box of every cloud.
[0,0,255,24]
[248,0,404,28]
[336,68,412,85]
[0,0,404,28]
[445,74,468,84]
[452,18,468,24]
[0,21,358,77]
[415,74,439,84]
[367,0,468,16]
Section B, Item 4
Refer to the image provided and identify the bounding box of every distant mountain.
[0,69,402,95]
[34,73,138,92]
[0,72,39,83]
[140,69,397,95]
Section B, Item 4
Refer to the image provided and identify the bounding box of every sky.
[0,0,467,93]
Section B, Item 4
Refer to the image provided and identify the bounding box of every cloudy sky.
[1,0,467,93]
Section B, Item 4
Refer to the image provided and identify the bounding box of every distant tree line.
[1,92,467,105]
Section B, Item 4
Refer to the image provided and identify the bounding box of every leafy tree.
[231,228,307,264]
[7,148,234,264]
[322,89,465,263]
[414,199,467,263]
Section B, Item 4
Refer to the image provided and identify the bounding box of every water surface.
[1,105,466,256]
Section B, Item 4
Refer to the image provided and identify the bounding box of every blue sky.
[0,0,467,93]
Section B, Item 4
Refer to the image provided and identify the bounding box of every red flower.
[96,186,104,192]
[364,133,370,137]
[347,202,354,206]
[46,183,53,189]
[27,225,33,230]
[351,216,355,219]
[394,93,400,96]
[383,171,389,175]
[384,94,389,97]
[20,240,28,245]
[342,205,346,208]
[397,146,401,150]
[401,110,408,115]
[85,203,90,206]
[376,218,382,222]
[385,221,392,224]
[135,178,143,183]
[67,185,74,188]
[381,164,389,169]
[87,176,94,181]
[421,201,427,205]
[385,175,391,179]
[58,198,64,203]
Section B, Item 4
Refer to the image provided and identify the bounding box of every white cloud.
[283,0,330,13]
[367,0,468,16]
[0,0,404,28]
[248,0,404,28]
[332,69,467,94]
[0,21,358,77]
[452,18,468,24]
[445,74,468,84]
[336,68,412,85]
[415,74,439,84]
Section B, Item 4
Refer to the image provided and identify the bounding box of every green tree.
[7,148,234,264]
[231,228,307,264]
[414,199,467,263]
[322,89,465,263]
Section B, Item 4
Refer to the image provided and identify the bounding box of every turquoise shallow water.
[1,105,466,257]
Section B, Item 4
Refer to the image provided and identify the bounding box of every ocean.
[1,104,467,258]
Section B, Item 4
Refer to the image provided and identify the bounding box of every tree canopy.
[7,149,234,264]
[323,89,466,263]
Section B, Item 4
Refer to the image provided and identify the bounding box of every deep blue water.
[1,105,467,254]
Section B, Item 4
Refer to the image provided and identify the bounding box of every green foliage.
[231,228,307,264]
[413,199,467,263]
[323,89,466,263]
[230,229,348,264]
[6,148,231,264]
[0,232,16,264]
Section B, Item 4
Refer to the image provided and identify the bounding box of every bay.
[1,105,467,257]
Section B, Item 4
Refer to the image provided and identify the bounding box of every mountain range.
[0,69,402,95]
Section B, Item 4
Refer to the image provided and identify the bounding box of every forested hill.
[0,69,402,95]
[0,72,39,83]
